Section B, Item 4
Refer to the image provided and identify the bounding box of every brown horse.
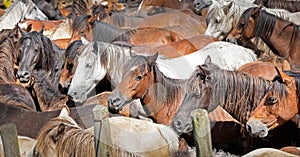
[246,69,300,138]
[132,34,216,58]
[136,0,193,17]
[0,83,36,110]
[108,53,188,125]
[18,19,63,32]
[227,6,300,71]
[238,55,291,80]
[254,0,300,12]
[29,70,68,112]
[59,40,84,90]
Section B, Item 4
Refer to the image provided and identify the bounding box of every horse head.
[172,56,218,134]
[108,52,158,113]
[246,68,299,138]
[16,27,44,83]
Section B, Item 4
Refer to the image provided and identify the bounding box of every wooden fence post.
[191,109,213,157]
[93,105,113,157]
[0,123,20,157]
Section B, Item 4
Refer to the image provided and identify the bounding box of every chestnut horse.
[247,69,300,138]
[108,53,188,125]
[227,6,300,71]
[136,0,193,17]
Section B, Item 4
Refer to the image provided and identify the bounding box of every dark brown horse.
[33,0,63,20]
[108,53,188,125]
[172,58,272,134]
[0,37,18,83]
[227,6,300,71]
[0,83,36,110]
[247,69,300,138]
[254,0,300,12]
[16,27,65,87]
[29,70,68,112]
[0,102,96,138]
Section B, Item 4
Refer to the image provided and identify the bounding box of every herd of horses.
[0,0,299,156]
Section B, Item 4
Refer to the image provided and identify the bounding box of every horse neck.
[257,14,299,58]
[141,64,187,125]
[104,44,131,86]
[232,3,250,27]
[0,1,24,30]
[209,70,271,124]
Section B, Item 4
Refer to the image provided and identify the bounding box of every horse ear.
[130,51,138,58]
[81,36,90,45]
[223,1,233,15]
[26,24,32,32]
[38,26,44,35]
[147,52,159,63]
[50,123,65,143]
[59,106,71,117]
[251,4,263,18]
[18,25,26,36]
[274,66,292,86]
[205,55,212,64]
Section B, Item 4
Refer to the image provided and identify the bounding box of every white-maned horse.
[68,41,256,102]
[29,107,179,157]
[0,0,47,31]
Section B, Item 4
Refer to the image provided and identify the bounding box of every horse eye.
[86,63,92,68]
[135,75,143,81]
[35,49,38,53]
[67,63,73,70]
[267,96,278,105]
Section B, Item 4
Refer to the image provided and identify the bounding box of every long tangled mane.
[242,7,299,54]
[34,116,95,157]
[194,63,272,123]
[65,40,83,60]
[0,38,17,83]
[122,55,187,117]
[71,14,91,37]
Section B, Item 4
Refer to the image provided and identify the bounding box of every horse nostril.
[72,91,78,96]
[112,97,120,103]
[23,71,30,77]
[173,120,182,128]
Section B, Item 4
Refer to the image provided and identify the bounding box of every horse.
[254,0,300,12]
[246,69,300,138]
[107,53,188,125]
[0,83,36,110]
[0,102,97,138]
[136,0,193,17]
[30,106,179,157]
[27,70,68,112]
[0,0,47,31]
[16,28,65,88]
[226,6,300,71]
[132,34,215,58]
[67,41,132,103]
[238,55,291,80]
[18,19,64,32]
[172,58,272,135]
[59,40,84,90]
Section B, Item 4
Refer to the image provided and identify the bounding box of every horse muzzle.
[246,118,269,138]
[16,70,31,83]
[108,93,128,114]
